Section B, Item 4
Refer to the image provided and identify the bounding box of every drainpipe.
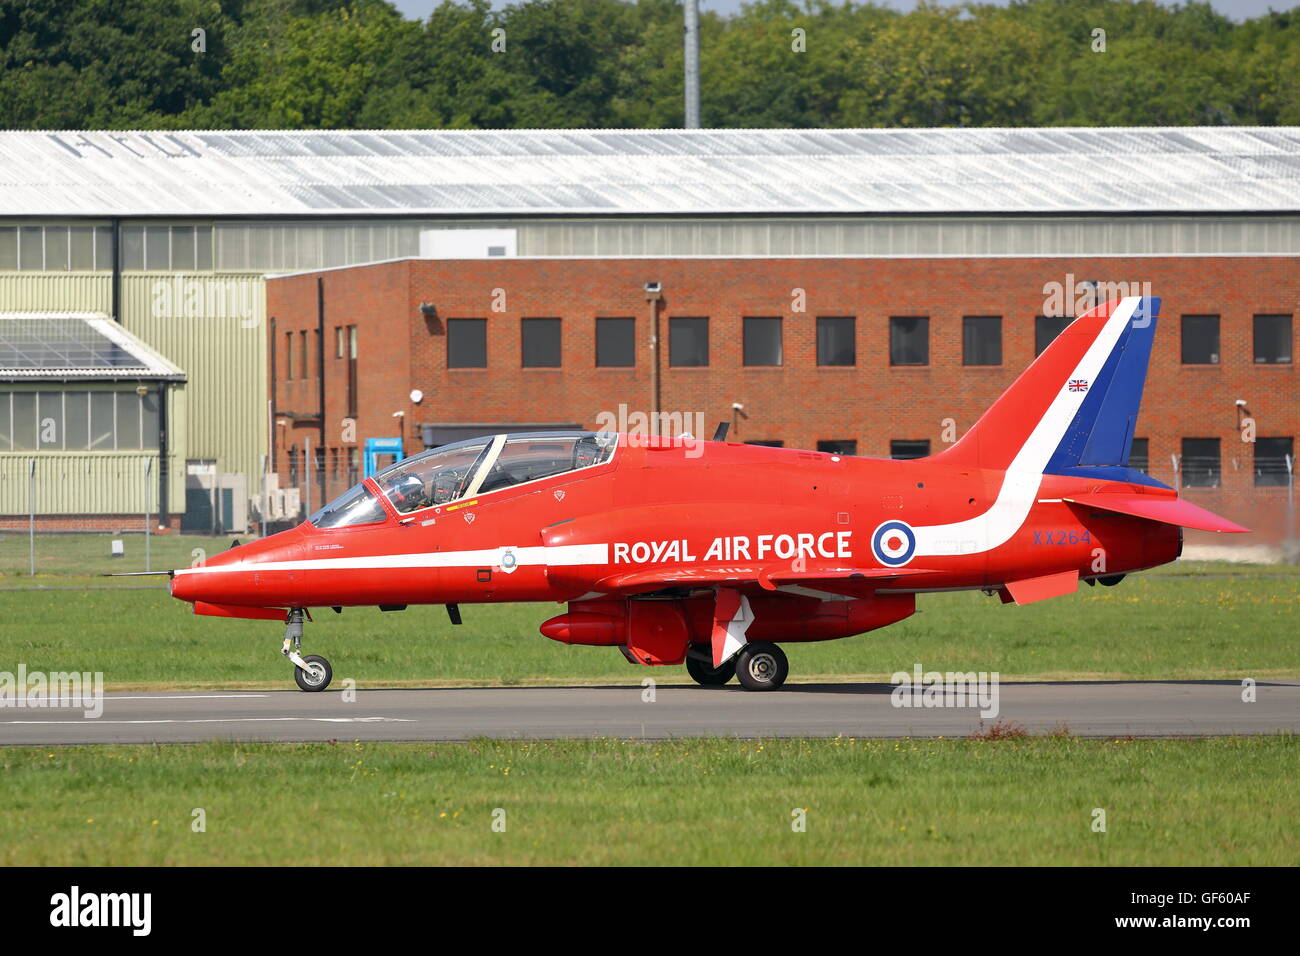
[645,283,663,439]
[110,218,121,322]
[316,277,327,507]
[158,383,168,524]
[269,316,277,471]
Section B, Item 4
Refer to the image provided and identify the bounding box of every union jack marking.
[1068,379,1089,392]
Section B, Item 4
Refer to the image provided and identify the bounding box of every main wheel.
[686,655,736,687]
[735,642,788,692]
[293,654,333,692]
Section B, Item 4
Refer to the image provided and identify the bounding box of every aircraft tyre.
[735,643,788,692]
[686,655,736,686]
[294,654,333,692]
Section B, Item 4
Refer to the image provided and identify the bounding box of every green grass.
[0,532,235,578]
[1,735,1293,865]
[0,563,1294,689]
[1,535,1296,687]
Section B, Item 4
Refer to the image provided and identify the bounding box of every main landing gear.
[685,642,789,691]
[282,608,333,692]
[686,653,736,686]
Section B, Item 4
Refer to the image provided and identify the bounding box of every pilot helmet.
[387,473,425,509]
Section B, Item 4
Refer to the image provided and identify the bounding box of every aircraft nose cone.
[168,531,300,607]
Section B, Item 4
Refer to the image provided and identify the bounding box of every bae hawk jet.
[169,296,1247,691]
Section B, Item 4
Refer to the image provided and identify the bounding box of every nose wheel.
[281,608,333,692]
[293,654,333,692]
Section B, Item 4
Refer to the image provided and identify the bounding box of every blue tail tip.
[1135,296,1161,321]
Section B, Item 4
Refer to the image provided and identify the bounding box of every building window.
[299,330,309,380]
[1254,437,1294,487]
[447,318,487,368]
[521,317,562,368]
[346,326,358,418]
[1181,315,1220,365]
[144,225,171,271]
[1035,315,1072,356]
[818,440,857,456]
[889,316,929,366]
[0,227,16,270]
[335,326,345,359]
[1254,314,1292,364]
[18,226,43,270]
[596,317,635,367]
[1181,438,1221,488]
[890,439,930,459]
[963,316,1002,366]
[0,390,159,451]
[746,440,784,447]
[170,226,196,271]
[285,332,294,380]
[1127,438,1149,474]
[817,316,855,366]
[742,317,782,367]
[670,317,709,367]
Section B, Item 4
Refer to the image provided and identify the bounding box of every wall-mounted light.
[419,302,437,318]
[409,389,424,405]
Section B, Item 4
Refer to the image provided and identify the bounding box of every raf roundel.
[872,520,917,567]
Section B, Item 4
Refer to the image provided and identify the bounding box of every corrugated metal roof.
[0,127,1297,217]
[0,312,185,381]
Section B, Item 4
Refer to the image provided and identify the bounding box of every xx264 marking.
[1032,530,1093,546]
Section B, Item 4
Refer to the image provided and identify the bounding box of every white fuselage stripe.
[912,297,1138,558]
[172,543,609,576]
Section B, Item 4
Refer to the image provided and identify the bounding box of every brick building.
[267,254,1297,545]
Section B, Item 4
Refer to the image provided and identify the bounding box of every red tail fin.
[933,297,1152,473]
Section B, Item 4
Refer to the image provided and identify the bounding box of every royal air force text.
[612,532,852,565]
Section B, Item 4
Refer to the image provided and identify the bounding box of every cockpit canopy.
[308,431,617,529]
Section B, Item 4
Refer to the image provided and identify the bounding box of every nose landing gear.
[282,608,333,692]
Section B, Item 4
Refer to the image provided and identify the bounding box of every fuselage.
[170,433,1181,612]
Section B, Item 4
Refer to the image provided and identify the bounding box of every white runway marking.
[1,716,415,725]
[105,694,270,700]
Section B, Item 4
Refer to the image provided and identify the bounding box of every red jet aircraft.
[170,295,1247,691]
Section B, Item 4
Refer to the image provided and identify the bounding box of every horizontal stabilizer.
[1065,493,1250,533]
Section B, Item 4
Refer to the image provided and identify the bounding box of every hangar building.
[1,128,1297,539]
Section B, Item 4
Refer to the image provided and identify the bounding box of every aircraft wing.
[595,565,941,596]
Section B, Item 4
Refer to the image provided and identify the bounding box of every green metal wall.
[0,452,160,514]
[120,273,267,484]
[0,273,111,312]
